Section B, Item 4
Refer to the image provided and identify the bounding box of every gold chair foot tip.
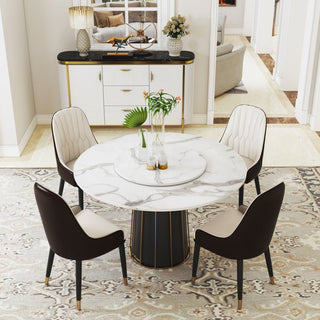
[77,300,81,311]
[270,276,275,285]
[45,277,49,286]
[191,277,196,285]
[237,300,242,311]
[123,277,128,286]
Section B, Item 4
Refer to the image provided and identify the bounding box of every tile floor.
[1,35,320,168]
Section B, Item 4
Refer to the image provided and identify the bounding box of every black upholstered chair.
[34,182,127,311]
[191,182,285,310]
[220,104,267,206]
[51,107,97,209]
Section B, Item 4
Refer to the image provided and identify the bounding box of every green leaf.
[122,107,148,128]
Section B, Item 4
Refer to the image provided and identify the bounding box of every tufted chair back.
[220,104,266,167]
[52,107,97,169]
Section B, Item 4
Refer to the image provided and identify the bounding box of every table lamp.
[69,6,94,57]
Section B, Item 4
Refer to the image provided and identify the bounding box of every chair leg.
[264,248,275,284]
[78,188,84,210]
[237,259,243,311]
[191,242,200,284]
[238,185,244,206]
[254,176,261,195]
[58,178,65,196]
[76,260,82,311]
[119,243,128,286]
[45,249,55,285]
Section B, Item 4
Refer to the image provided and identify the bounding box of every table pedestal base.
[130,210,190,268]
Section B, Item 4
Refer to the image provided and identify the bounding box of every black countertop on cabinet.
[57,50,195,65]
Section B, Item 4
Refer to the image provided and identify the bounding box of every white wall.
[176,0,211,117]
[0,0,35,155]
[274,0,307,90]
[218,0,245,34]
[23,0,75,116]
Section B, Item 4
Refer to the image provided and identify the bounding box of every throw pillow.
[94,10,113,28]
[108,13,125,27]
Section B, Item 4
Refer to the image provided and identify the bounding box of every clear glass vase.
[136,128,147,162]
[150,111,168,169]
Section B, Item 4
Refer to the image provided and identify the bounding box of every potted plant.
[162,14,190,57]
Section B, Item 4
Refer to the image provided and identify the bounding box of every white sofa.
[215,43,246,97]
[217,14,226,44]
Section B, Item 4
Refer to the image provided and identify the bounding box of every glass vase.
[150,111,168,169]
[136,128,147,162]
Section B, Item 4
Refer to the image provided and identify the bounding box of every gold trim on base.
[77,300,81,311]
[123,277,128,286]
[45,277,49,286]
[270,276,275,285]
[191,277,196,285]
[158,163,168,170]
[237,300,242,311]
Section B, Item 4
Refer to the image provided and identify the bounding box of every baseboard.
[191,114,207,124]
[0,116,36,157]
[36,114,52,125]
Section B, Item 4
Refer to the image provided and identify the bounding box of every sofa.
[215,43,246,97]
[217,14,226,44]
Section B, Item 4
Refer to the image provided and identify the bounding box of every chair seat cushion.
[197,207,244,238]
[66,159,77,171]
[75,209,121,239]
[242,155,255,169]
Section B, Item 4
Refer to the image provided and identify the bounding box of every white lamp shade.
[69,6,94,29]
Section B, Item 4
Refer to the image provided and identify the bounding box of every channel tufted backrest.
[220,104,266,165]
[52,107,97,168]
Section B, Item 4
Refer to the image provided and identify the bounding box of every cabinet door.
[68,65,104,125]
[149,65,183,125]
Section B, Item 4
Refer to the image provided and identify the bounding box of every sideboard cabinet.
[58,51,194,131]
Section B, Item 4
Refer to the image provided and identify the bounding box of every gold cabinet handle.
[122,109,131,112]
[121,89,132,93]
[150,71,154,81]
[121,69,131,72]
[99,72,102,82]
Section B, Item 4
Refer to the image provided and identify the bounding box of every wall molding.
[36,114,52,125]
[191,114,207,124]
[0,116,36,157]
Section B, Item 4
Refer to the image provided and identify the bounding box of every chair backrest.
[34,182,91,260]
[230,182,285,259]
[51,107,97,167]
[220,104,266,164]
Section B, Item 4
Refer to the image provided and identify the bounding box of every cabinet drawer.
[104,106,141,125]
[103,65,149,86]
[104,86,148,105]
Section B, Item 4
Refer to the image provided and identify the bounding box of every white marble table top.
[74,133,247,212]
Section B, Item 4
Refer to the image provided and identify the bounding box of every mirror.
[90,0,163,50]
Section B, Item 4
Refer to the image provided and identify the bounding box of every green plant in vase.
[122,106,148,148]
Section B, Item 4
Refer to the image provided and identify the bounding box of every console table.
[57,51,195,132]
[74,133,247,268]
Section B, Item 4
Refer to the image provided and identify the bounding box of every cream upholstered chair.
[220,104,267,205]
[51,107,97,209]
[217,14,226,44]
[191,182,285,310]
[34,182,128,311]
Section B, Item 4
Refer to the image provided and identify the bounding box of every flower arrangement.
[144,89,181,116]
[162,15,190,39]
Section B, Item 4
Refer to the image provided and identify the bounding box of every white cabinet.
[68,65,104,125]
[59,60,193,129]
[150,65,183,125]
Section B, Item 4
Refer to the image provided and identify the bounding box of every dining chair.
[51,107,97,209]
[34,182,128,311]
[220,104,267,206]
[191,182,285,310]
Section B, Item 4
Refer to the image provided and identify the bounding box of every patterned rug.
[1,168,320,320]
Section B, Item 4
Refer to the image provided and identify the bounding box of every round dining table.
[74,132,247,268]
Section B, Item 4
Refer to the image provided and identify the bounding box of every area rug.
[1,168,320,319]
[226,81,248,94]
